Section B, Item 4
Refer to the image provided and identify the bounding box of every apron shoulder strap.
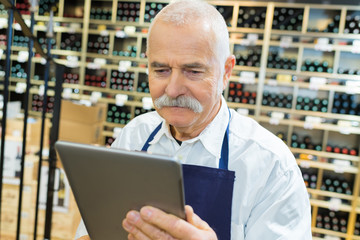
[141,122,162,152]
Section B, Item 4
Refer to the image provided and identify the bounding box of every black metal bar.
[0,0,14,230]
[43,19,55,238]
[44,63,64,240]
[15,10,35,240]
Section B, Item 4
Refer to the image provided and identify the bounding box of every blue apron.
[141,111,235,239]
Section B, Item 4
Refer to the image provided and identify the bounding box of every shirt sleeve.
[244,165,312,239]
[74,219,88,239]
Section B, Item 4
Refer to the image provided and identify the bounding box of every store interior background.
[0,0,360,239]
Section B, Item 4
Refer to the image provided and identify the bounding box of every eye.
[154,68,171,74]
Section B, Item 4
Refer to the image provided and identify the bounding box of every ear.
[222,55,235,91]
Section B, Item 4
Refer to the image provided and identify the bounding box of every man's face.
[147,21,225,132]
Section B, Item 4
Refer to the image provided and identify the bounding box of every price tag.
[118,60,132,72]
[69,23,81,34]
[40,57,47,65]
[351,40,360,54]
[24,19,31,27]
[333,159,351,173]
[66,56,79,68]
[236,108,249,116]
[276,74,292,83]
[337,120,352,135]
[88,58,106,69]
[142,97,153,110]
[309,77,327,90]
[0,18,7,29]
[146,68,149,75]
[280,36,293,48]
[271,111,285,120]
[94,58,106,66]
[345,81,360,94]
[124,26,136,35]
[269,112,284,125]
[0,49,3,60]
[239,71,256,84]
[115,30,127,38]
[90,91,102,104]
[240,34,258,46]
[14,23,22,31]
[115,94,128,106]
[113,127,122,138]
[63,88,72,99]
[303,122,313,130]
[15,82,27,94]
[267,79,277,86]
[328,198,341,212]
[100,30,109,37]
[18,51,29,63]
[247,33,258,46]
[305,116,322,124]
[314,38,333,52]
[304,116,322,129]
[299,160,311,169]
[38,85,45,96]
[87,62,99,69]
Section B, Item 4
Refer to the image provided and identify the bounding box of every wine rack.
[1,1,359,239]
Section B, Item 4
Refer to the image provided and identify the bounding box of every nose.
[164,68,186,98]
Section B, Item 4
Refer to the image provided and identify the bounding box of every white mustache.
[154,94,203,113]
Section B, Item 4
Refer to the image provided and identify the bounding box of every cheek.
[149,77,164,97]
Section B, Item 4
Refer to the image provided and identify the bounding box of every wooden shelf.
[292,148,359,162]
[312,227,349,239]
[297,159,358,174]
[258,116,360,135]
[307,188,354,201]
[310,199,352,212]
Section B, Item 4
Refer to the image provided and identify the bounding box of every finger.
[140,206,203,239]
[122,212,151,240]
[124,211,174,240]
[185,205,211,230]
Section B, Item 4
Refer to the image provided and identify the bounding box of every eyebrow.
[150,61,169,68]
[150,61,207,69]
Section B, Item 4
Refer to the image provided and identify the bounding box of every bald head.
[146,0,230,65]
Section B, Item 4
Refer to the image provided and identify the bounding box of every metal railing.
[0,0,64,239]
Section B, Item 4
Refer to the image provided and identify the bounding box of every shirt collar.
[149,96,230,159]
[196,96,229,159]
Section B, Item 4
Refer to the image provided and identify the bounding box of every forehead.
[147,20,216,62]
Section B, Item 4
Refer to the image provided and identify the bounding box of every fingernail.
[141,207,153,220]
[123,220,133,231]
[127,211,140,223]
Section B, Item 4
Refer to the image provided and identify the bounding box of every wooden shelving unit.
[0,0,359,239]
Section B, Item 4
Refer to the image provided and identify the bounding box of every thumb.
[185,205,211,230]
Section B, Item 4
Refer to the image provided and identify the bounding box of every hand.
[122,205,218,240]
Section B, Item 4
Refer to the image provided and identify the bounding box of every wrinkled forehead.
[147,19,217,55]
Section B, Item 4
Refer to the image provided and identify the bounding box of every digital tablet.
[55,141,185,240]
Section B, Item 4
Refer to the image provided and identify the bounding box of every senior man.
[76,0,311,239]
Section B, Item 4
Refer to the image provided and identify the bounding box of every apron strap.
[141,122,162,152]
[218,108,231,170]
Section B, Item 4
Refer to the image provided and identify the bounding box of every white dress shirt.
[75,96,312,240]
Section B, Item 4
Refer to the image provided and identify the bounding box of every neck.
[170,99,222,141]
